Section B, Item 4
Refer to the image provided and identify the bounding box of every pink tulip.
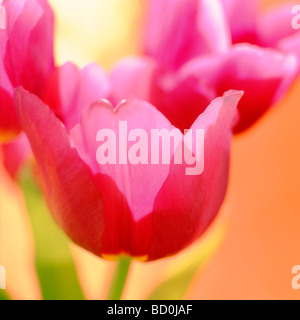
[14,86,243,261]
[0,0,54,140]
[219,0,258,44]
[221,0,300,68]
[1,59,110,177]
[143,0,231,71]
[111,47,297,133]
[142,0,299,133]
[42,62,111,130]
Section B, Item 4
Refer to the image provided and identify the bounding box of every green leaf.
[20,167,85,300]
[0,290,10,300]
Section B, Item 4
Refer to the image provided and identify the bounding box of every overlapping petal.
[14,88,106,256]
[0,0,54,139]
[43,62,111,130]
[142,0,300,134]
[148,90,243,260]
[257,4,300,73]
[143,0,231,70]
[179,45,298,132]
[15,87,243,260]
[111,45,297,133]
[219,0,258,43]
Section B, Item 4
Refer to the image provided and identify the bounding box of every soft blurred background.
[0,0,300,300]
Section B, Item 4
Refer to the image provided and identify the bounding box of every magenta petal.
[197,0,231,54]
[0,87,20,136]
[220,0,258,43]
[70,98,176,223]
[20,0,54,94]
[278,33,300,74]
[143,0,231,70]
[43,62,111,130]
[14,88,106,256]
[180,44,298,133]
[0,0,42,136]
[151,71,216,132]
[3,0,48,88]
[148,90,243,261]
[0,0,54,136]
[257,4,299,48]
[70,98,182,257]
[110,56,158,105]
[110,57,216,132]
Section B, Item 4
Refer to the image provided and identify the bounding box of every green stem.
[108,257,131,300]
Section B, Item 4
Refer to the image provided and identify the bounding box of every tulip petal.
[151,71,217,132]
[197,0,231,54]
[220,0,258,43]
[70,98,176,222]
[43,62,111,130]
[0,87,20,138]
[14,88,106,257]
[143,0,231,70]
[20,0,54,94]
[0,0,54,137]
[148,90,243,260]
[110,56,216,132]
[279,33,300,74]
[110,56,158,105]
[3,0,43,87]
[180,44,298,133]
[257,4,299,48]
[70,98,182,257]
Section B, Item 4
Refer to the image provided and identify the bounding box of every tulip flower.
[0,0,54,141]
[111,48,297,133]
[221,0,300,69]
[14,86,243,261]
[141,0,299,133]
[42,62,111,130]
[143,0,231,71]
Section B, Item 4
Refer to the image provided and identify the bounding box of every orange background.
[187,76,300,299]
[187,0,300,299]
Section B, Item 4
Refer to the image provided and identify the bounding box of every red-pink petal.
[70,98,176,223]
[0,0,54,136]
[257,4,299,48]
[110,56,216,132]
[43,62,111,129]
[180,44,298,133]
[279,33,300,74]
[110,56,158,105]
[14,87,106,257]
[148,90,243,260]
[143,0,231,70]
[219,0,258,43]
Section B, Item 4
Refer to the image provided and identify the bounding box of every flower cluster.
[0,0,299,261]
